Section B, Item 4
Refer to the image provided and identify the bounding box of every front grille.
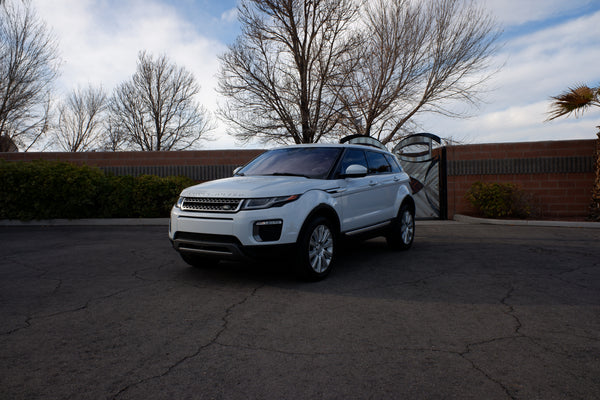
[181,197,243,213]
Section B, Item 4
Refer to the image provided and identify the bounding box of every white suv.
[169,140,415,280]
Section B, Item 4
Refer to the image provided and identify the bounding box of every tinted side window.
[366,151,391,174]
[337,149,367,177]
[384,154,402,173]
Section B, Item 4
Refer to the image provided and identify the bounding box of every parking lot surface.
[1,222,599,399]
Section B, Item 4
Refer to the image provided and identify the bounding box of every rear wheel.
[386,204,415,250]
[180,253,219,268]
[295,216,337,281]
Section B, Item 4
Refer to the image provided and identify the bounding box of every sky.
[30,0,600,149]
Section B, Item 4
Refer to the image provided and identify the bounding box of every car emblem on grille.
[222,204,232,210]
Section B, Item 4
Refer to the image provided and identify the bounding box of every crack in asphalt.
[500,286,523,334]
[458,345,516,400]
[216,339,520,399]
[3,226,597,399]
[453,285,523,400]
[3,257,63,289]
[1,276,157,336]
[1,255,225,337]
[549,262,599,290]
[216,342,353,357]
[112,283,265,399]
[184,284,526,400]
[3,316,33,336]
[457,276,598,399]
[348,270,449,293]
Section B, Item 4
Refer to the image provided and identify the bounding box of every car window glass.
[384,154,402,173]
[337,149,367,177]
[366,151,392,174]
[239,147,342,179]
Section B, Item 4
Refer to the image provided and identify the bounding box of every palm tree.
[548,85,599,120]
[548,84,600,221]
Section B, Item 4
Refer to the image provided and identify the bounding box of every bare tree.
[102,118,128,151]
[218,0,360,144]
[53,85,107,152]
[219,0,500,146]
[0,1,59,151]
[337,0,501,145]
[109,51,211,151]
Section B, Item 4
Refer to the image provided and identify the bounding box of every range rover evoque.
[169,136,415,280]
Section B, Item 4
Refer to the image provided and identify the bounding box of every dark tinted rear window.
[384,154,403,173]
[366,151,391,174]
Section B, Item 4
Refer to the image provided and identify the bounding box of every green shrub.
[97,174,136,218]
[465,181,532,219]
[131,175,194,218]
[0,160,195,220]
[0,160,105,220]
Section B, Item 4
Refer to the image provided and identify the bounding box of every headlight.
[241,195,300,210]
[176,196,185,209]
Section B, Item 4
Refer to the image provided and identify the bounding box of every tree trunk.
[590,129,600,221]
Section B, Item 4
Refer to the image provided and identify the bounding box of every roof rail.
[339,134,388,151]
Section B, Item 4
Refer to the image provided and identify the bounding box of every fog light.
[253,220,283,242]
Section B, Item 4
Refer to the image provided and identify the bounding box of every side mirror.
[343,164,368,178]
[233,166,243,176]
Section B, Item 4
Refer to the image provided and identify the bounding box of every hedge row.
[0,160,196,220]
[465,181,533,219]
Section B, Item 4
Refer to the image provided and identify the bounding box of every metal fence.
[448,156,594,176]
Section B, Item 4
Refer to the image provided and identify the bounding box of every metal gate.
[393,133,447,220]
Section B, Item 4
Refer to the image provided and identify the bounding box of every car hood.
[180,176,338,198]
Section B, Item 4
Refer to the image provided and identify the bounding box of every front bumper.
[169,203,305,259]
[171,231,248,260]
[170,231,296,261]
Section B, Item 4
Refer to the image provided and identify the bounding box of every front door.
[336,148,396,231]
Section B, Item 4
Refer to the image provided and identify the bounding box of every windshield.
[238,147,342,179]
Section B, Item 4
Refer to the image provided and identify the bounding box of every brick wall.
[0,150,265,182]
[1,140,596,219]
[446,140,596,219]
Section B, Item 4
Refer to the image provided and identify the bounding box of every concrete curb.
[453,214,600,229]
[0,218,169,227]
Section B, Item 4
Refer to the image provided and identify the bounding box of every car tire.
[180,253,219,268]
[295,216,337,281]
[386,203,415,250]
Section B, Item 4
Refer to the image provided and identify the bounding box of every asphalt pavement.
[0,221,599,399]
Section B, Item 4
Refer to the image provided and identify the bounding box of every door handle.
[369,180,378,186]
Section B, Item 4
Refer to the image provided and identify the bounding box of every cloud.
[221,7,238,23]
[35,0,225,90]
[423,100,599,144]
[32,0,599,148]
[480,0,595,26]
[420,8,600,144]
[32,0,238,147]
[487,10,600,105]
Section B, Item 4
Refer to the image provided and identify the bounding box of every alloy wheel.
[308,224,334,273]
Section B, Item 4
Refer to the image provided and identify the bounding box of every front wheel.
[386,204,415,250]
[295,216,337,281]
